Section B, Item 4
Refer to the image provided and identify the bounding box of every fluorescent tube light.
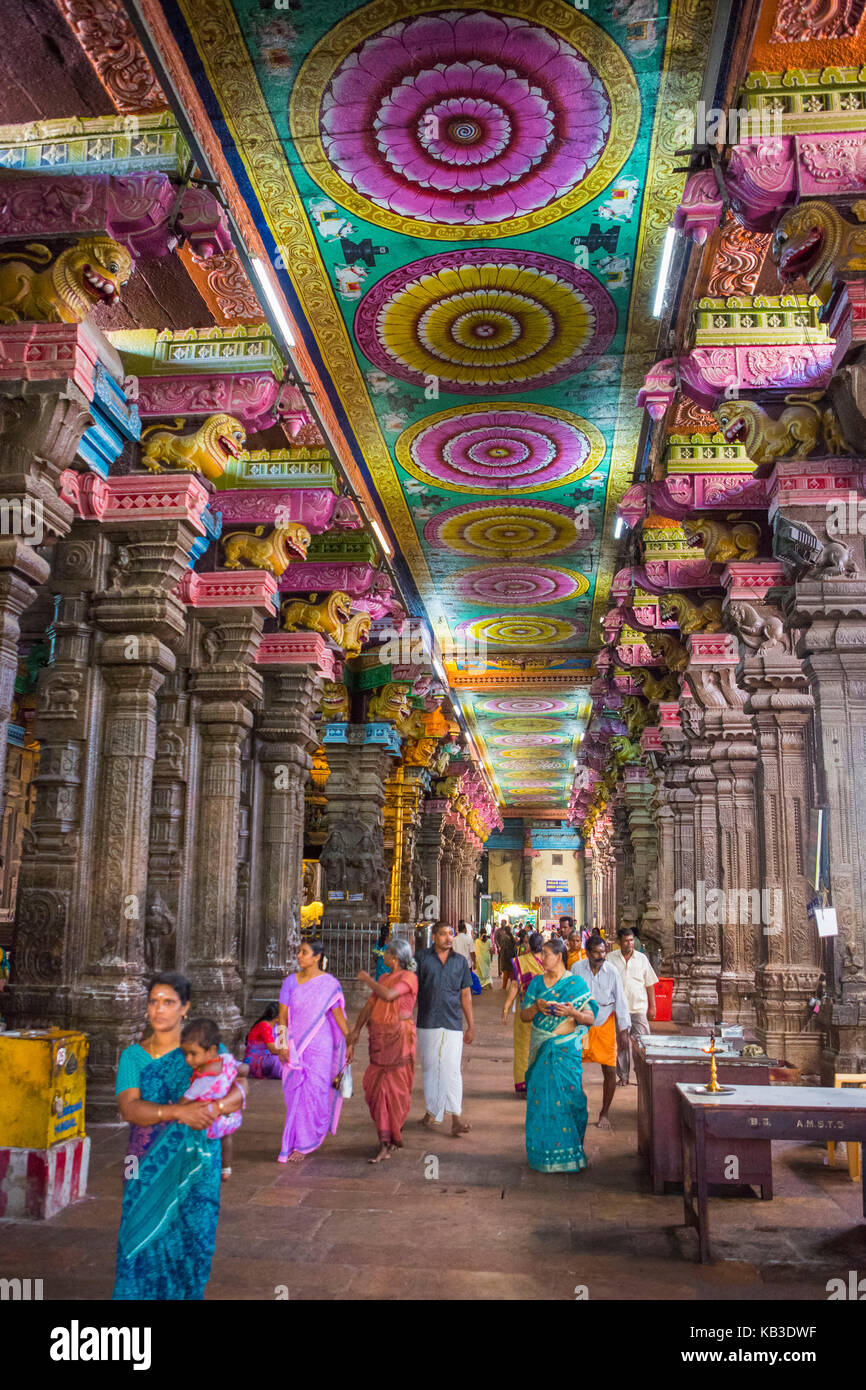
[251,257,296,347]
[614,516,625,539]
[370,518,393,557]
[652,227,676,319]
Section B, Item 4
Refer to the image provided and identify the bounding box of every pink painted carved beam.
[612,560,720,601]
[618,475,769,529]
[0,173,232,262]
[0,321,103,399]
[59,469,209,531]
[640,726,663,754]
[174,568,277,610]
[722,560,787,603]
[276,562,377,596]
[135,373,310,433]
[686,631,739,666]
[256,632,336,681]
[766,455,866,514]
[638,342,834,416]
[657,701,682,729]
[215,487,338,533]
[673,134,866,244]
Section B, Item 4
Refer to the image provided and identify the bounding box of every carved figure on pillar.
[222,521,311,575]
[282,591,353,643]
[772,200,866,306]
[0,237,133,323]
[142,413,248,484]
[726,568,821,1069]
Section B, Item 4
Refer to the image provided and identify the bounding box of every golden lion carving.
[609,735,643,765]
[467,809,486,840]
[397,707,428,740]
[142,413,248,484]
[682,516,760,564]
[620,696,651,740]
[221,522,311,577]
[404,736,438,768]
[434,775,461,800]
[340,611,371,659]
[659,592,725,635]
[367,682,412,725]
[772,199,866,305]
[714,394,848,464]
[631,668,679,702]
[282,591,353,643]
[319,682,350,722]
[0,236,133,324]
[646,631,689,673]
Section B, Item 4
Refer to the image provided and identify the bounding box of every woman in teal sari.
[113,973,246,1300]
[521,939,598,1173]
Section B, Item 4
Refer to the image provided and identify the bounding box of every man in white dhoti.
[416,922,474,1136]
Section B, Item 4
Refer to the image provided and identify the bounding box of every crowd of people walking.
[112,915,657,1298]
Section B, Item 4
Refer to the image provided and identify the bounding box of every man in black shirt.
[416,922,474,1137]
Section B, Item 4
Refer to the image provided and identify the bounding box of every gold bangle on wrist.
[157,1107,162,1122]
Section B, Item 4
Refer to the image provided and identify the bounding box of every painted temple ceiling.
[165,0,712,812]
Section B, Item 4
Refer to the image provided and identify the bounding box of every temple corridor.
[1,988,862,1303]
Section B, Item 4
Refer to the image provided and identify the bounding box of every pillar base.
[755,967,824,1072]
[0,1135,90,1219]
[824,992,866,1077]
[687,962,721,1026]
[718,971,757,1028]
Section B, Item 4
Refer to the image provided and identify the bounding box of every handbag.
[334,1063,353,1099]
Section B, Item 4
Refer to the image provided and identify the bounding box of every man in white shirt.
[571,934,631,1130]
[452,921,476,970]
[607,927,658,1086]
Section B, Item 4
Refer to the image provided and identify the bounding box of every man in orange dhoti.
[570,933,630,1130]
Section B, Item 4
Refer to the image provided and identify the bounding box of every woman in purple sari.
[276,939,349,1163]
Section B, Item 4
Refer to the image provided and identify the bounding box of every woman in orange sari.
[502,931,545,1094]
[348,937,418,1164]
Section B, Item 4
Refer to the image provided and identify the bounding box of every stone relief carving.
[144,891,176,972]
[15,888,69,983]
[726,602,789,654]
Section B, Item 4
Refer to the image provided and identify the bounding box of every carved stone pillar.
[686,633,760,1028]
[573,849,586,929]
[612,802,635,930]
[659,702,694,1020]
[7,521,110,1032]
[583,844,595,929]
[438,821,455,925]
[146,632,194,977]
[184,586,273,1046]
[0,382,87,810]
[593,817,615,933]
[680,689,722,1026]
[384,763,427,925]
[320,728,400,925]
[622,769,659,935]
[458,834,480,924]
[417,800,447,920]
[773,457,866,1073]
[250,633,332,1001]
[726,561,822,1070]
[72,479,210,1113]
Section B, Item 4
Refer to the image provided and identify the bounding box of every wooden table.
[677,1084,866,1262]
[635,1039,772,1193]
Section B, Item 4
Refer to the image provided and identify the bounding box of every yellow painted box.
[0,1029,88,1149]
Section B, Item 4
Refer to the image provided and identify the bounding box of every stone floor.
[1,985,863,1301]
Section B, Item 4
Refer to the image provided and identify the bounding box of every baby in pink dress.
[180,1017,244,1179]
